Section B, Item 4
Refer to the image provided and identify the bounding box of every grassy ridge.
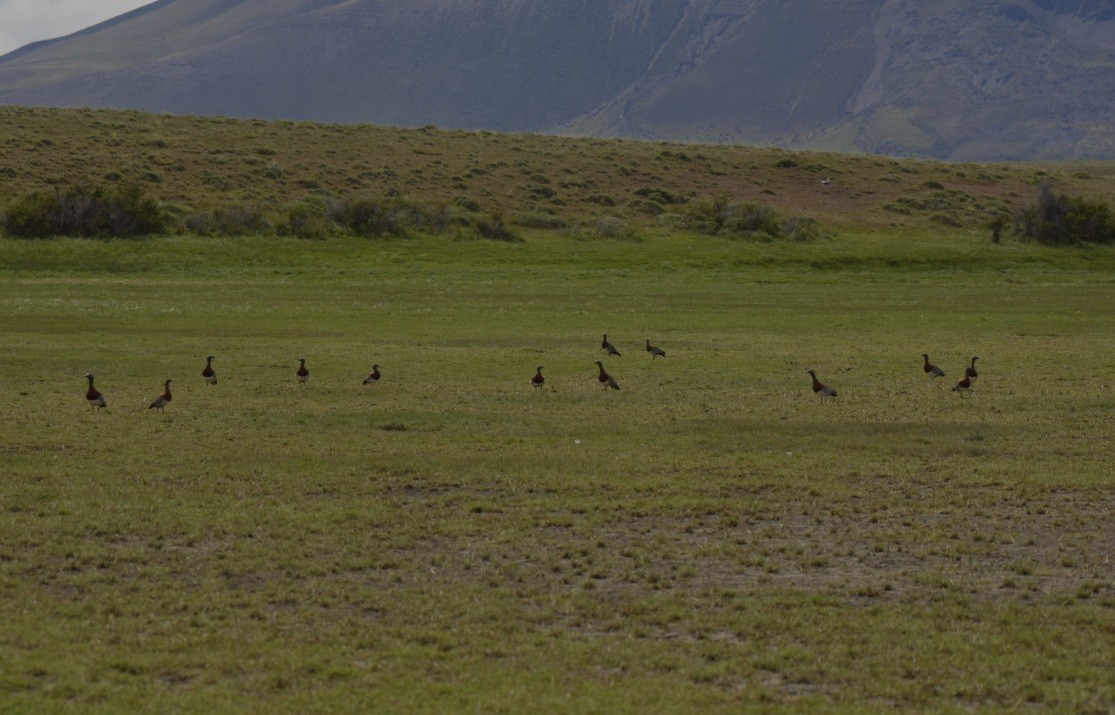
[3,106,1115,235]
[1,228,1113,710]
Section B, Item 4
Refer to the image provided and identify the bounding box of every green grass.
[1,227,1113,711]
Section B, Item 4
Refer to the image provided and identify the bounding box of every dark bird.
[594,360,620,390]
[148,379,173,412]
[646,339,666,359]
[297,358,309,383]
[922,353,945,378]
[84,373,106,411]
[951,374,973,397]
[601,333,621,356]
[363,364,381,385]
[531,366,545,390]
[806,369,838,401]
[202,355,217,385]
[965,356,979,381]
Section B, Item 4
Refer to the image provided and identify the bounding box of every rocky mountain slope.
[0,0,1112,160]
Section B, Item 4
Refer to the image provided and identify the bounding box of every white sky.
[0,0,153,56]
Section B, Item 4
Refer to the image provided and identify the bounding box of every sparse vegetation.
[2,107,1111,243]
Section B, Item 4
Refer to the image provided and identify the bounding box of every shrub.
[282,202,331,239]
[1,192,56,237]
[181,212,214,235]
[102,184,165,236]
[0,183,165,238]
[473,213,521,242]
[183,203,270,236]
[213,204,270,235]
[454,197,483,213]
[1013,183,1115,245]
[339,198,405,237]
[568,216,641,241]
[630,199,664,216]
[929,213,962,227]
[720,202,781,236]
[681,196,779,236]
[782,217,831,242]
[510,211,568,230]
[633,187,687,205]
[401,201,455,234]
[330,196,459,237]
[647,194,832,241]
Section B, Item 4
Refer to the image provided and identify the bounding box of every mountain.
[0,0,1113,160]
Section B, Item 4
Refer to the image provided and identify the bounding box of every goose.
[601,334,621,357]
[806,369,838,402]
[297,358,309,383]
[951,374,973,397]
[594,360,620,390]
[363,364,381,385]
[84,373,106,411]
[202,355,217,385]
[965,357,979,381]
[922,353,945,378]
[148,379,173,412]
[646,339,666,359]
[531,366,545,390]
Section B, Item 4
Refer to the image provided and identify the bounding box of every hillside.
[0,0,1113,161]
[2,106,1115,238]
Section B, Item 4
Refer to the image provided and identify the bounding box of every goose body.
[297,358,309,383]
[646,339,666,359]
[806,370,838,401]
[531,366,545,390]
[594,360,620,390]
[202,355,217,385]
[149,379,173,412]
[922,353,945,378]
[363,364,381,385]
[84,373,106,411]
[601,334,621,357]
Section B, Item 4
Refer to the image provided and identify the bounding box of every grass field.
[1,225,1113,712]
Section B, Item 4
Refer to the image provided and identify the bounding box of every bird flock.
[81,338,981,412]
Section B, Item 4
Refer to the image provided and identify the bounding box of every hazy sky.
[0,0,152,56]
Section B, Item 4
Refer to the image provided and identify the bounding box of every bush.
[565,216,640,241]
[473,213,521,242]
[0,184,165,238]
[1013,183,1115,245]
[633,187,687,205]
[782,217,831,242]
[682,196,780,237]
[338,198,405,237]
[182,203,271,236]
[510,211,568,230]
[648,194,831,241]
[719,202,781,236]
[1,192,56,237]
[282,202,332,239]
[331,196,458,237]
